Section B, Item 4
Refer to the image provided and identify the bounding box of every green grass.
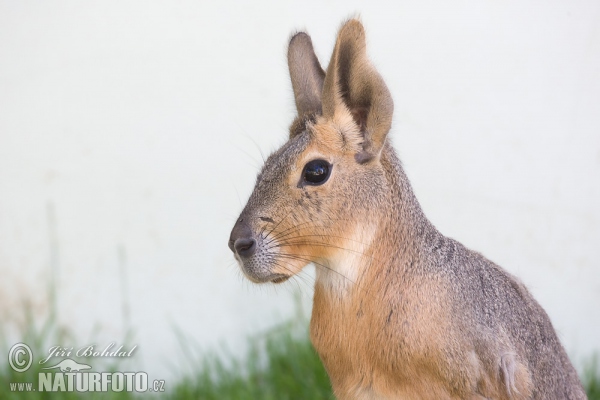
[1,309,598,399]
[0,307,135,400]
[585,355,600,400]
[169,320,333,400]
[172,326,600,400]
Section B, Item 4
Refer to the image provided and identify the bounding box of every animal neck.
[380,142,437,249]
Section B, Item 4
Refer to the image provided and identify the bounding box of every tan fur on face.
[271,119,375,282]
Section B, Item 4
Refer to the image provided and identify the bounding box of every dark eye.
[302,159,331,186]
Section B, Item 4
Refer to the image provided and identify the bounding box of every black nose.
[234,238,256,257]
[229,218,257,258]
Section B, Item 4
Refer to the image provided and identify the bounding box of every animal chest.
[310,285,471,399]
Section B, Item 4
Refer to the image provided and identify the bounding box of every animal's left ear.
[288,32,326,117]
[322,19,394,164]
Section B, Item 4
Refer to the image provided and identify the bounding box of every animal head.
[229,19,395,284]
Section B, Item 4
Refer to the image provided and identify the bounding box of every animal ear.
[288,32,326,117]
[322,19,394,164]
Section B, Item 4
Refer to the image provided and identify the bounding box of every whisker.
[271,241,377,262]
[263,208,295,243]
[263,219,320,246]
[277,253,355,285]
[248,136,266,164]
[264,217,371,246]
[267,233,370,249]
[263,233,379,265]
[271,259,314,291]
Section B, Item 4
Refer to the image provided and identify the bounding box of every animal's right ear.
[287,32,325,117]
[321,20,393,164]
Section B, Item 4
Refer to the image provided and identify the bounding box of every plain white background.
[1,0,599,381]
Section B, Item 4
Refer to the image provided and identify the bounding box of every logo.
[42,358,91,372]
[8,343,33,373]
[7,343,166,393]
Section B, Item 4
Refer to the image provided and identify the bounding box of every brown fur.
[228,19,586,399]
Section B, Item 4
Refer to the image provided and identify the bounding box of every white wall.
[1,0,598,380]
